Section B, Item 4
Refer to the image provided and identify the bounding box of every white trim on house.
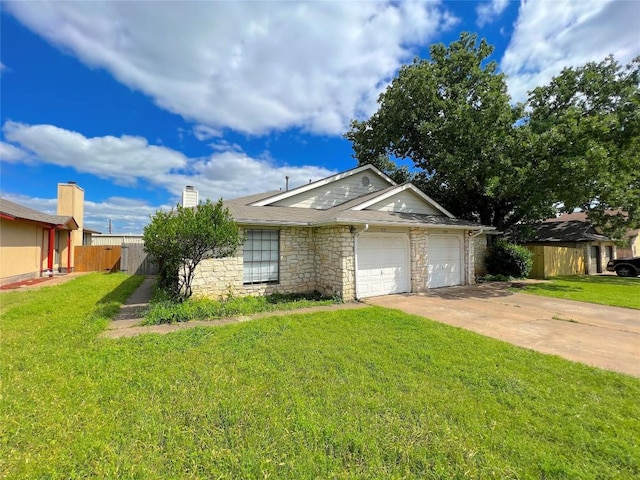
[249,164,396,207]
[350,183,454,218]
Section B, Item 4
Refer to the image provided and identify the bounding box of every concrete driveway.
[364,283,640,377]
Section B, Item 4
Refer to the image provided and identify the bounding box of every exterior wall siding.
[272,172,389,209]
[315,226,355,300]
[0,219,45,285]
[367,191,440,215]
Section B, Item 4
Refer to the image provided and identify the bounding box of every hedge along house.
[192,164,494,301]
[0,182,85,286]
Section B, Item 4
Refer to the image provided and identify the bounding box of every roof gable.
[0,198,78,229]
[350,184,453,218]
[250,164,396,208]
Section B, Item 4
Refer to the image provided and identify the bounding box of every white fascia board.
[249,164,397,207]
[235,219,311,227]
[350,183,455,218]
[312,217,495,230]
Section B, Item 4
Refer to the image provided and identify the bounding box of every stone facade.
[473,235,489,278]
[192,225,355,300]
[192,225,482,300]
[410,228,428,292]
[315,226,355,300]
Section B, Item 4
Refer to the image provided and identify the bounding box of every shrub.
[485,241,533,278]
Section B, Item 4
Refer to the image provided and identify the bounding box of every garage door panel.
[428,235,462,288]
[357,234,409,298]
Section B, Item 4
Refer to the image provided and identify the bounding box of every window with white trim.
[243,229,279,284]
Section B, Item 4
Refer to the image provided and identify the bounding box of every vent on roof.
[182,186,199,208]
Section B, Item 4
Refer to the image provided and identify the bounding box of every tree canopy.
[143,199,242,300]
[346,32,640,239]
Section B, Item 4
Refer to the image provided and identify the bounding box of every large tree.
[527,55,640,239]
[144,199,243,300]
[346,33,640,238]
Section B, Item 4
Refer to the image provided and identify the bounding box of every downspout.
[47,228,55,275]
[353,224,369,300]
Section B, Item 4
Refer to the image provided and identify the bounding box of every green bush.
[485,241,533,278]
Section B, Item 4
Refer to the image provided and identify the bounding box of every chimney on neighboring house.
[57,181,84,272]
[182,185,199,207]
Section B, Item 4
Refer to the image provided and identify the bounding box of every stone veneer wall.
[473,235,488,278]
[192,226,317,299]
[410,228,428,292]
[314,226,355,300]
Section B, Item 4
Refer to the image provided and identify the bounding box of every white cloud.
[2,121,336,231]
[5,1,455,136]
[476,0,509,27]
[193,125,223,141]
[3,121,188,185]
[502,0,640,103]
[0,141,28,162]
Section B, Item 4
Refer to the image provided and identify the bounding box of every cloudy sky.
[1,0,638,233]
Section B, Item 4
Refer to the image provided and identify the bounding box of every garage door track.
[365,282,640,377]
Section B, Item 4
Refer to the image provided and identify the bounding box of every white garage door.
[428,235,462,288]
[356,234,409,298]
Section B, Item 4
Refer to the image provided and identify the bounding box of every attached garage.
[356,233,409,298]
[428,234,463,288]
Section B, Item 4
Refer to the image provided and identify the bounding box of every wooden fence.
[120,243,158,275]
[526,245,585,279]
[74,246,122,273]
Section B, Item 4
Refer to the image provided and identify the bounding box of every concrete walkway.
[365,283,640,378]
[103,277,368,339]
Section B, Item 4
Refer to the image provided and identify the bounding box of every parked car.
[606,257,640,277]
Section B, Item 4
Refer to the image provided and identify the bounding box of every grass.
[1,273,639,479]
[142,290,339,325]
[517,275,640,309]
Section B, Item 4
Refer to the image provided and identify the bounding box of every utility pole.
[108,218,112,234]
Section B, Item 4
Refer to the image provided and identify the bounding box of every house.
[192,164,493,300]
[616,229,639,258]
[514,212,617,278]
[0,182,86,286]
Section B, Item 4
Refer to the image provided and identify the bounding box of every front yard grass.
[2,273,639,479]
[517,275,640,309]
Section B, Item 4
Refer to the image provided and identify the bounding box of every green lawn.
[1,274,639,479]
[518,275,640,309]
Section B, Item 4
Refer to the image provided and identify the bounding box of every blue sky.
[1,1,638,234]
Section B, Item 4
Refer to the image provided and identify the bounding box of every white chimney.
[182,185,199,207]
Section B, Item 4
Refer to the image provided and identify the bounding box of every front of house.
[192,164,493,301]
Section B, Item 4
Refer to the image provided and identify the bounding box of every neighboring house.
[514,212,617,278]
[616,229,639,258]
[0,182,85,285]
[192,164,494,300]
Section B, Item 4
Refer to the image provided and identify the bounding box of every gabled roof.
[223,167,493,231]
[250,164,396,207]
[350,183,454,218]
[0,198,78,229]
[515,216,611,243]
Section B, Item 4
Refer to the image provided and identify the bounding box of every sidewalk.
[107,275,156,330]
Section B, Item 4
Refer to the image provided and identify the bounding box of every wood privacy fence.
[74,243,157,274]
[120,243,158,275]
[526,246,585,279]
[74,246,122,273]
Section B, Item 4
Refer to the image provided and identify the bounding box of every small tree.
[143,199,243,300]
